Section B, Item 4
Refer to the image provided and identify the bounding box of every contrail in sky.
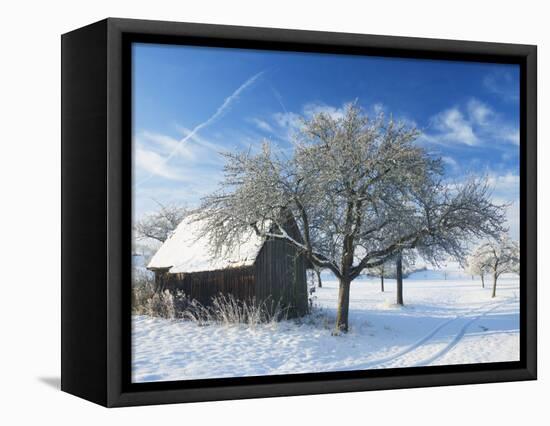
[136,70,265,187]
[270,84,288,114]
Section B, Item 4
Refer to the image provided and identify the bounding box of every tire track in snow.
[358,298,513,369]
[412,296,517,367]
[358,315,462,369]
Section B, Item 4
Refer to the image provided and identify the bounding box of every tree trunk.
[396,252,404,305]
[334,278,351,333]
[492,272,498,298]
[481,273,485,288]
[316,269,322,288]
[380,275,385,292]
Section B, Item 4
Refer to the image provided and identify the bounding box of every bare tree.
[197,104,506,333]
[473,236,519,297]
[135,201,189,243]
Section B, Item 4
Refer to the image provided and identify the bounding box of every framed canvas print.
[61,18,537,407]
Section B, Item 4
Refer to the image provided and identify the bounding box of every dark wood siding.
[162,267,256,306]
[254,238,308,318]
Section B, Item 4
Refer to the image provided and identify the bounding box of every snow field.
[132,275,519,382]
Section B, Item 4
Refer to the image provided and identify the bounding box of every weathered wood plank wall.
[162,267,256,306]
[254,238,308,318]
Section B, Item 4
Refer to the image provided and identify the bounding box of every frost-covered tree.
[313,265,323,288]
[135,202,189,243]
[473,236,519,297]
[394,250,418,305]
[395,251,405,305]
[197,104,506,333]
[132,241,158,265]
[368,262,388,292]
[368,250,414,296]
[466,247,491,288]
[307,266,323,292]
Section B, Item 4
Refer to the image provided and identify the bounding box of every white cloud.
[487,172,520,241]
[483,71,519,102]
[442,156,458,170]
[141,131,196,161]
[135,146,185,181]
[487,172,520,196]
[133,174,223,219]
[133,125,231,186]
[504,200,520,241]
[451,171,520,241]
[499,128,520,146]
[423,99,519,148]
[272,102,351,140]
[134,130,227,216]
[303,102,346,120]
[175,126,229,156]
[272,101,389,136]
[273,111,303,131]
[468,100,519,146]
[431,107,478,146]
[373,103,385,115]
[467,99,494,125]
[249,118,274,133]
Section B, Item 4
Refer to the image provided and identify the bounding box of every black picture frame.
[61,17,537,407]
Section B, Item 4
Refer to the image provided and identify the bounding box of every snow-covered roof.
[147,215,265,274]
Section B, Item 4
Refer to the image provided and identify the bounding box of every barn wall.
[161,267,256,306]
[254,238,308,318]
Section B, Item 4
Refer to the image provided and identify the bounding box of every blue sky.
[132,43,520,239]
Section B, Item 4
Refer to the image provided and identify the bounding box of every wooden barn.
[147,215,308,318]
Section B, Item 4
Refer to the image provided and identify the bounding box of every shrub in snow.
[183,294,289,327]
[131,269,156,315]
[297,303,334,330]
[132,278,290,326]
[132,269,188,319]
[146,290,176,319]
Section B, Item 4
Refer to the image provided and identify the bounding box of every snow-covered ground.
[132,274,519,383]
